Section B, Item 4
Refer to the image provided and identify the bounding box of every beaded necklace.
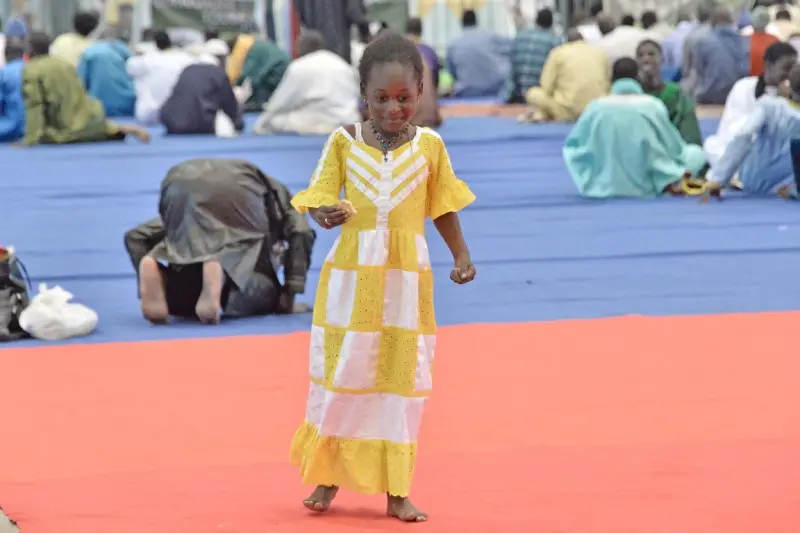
[369,119,408,162]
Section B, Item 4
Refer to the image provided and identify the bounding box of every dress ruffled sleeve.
[426,133,475,219]
[291,129,345,214]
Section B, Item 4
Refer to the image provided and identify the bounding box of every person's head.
[636,39,662,87]
[4,36,25,63]
[590,2,603,18]
[4,16,28,38]
[141,28,154,42]
[640,10,657,29]
[776,9,792,20]
[154,31,172,51]
[752,6,772,32]
[710,6,733,27]
[597,13,615,35]
[536,8,554,29]
[620,14,635,26]
[73,10,99,37]
[763,41,798,86]
[611,57,639,82]
[296,29,326,57]
[566,28,583,42]
[676,7,692,23]
[27,31,51,58]
[462,9,477,28]
[406,16,423,38]
[205,28,219,41]
[358,31,425,134]
[697,5,711,24]
[788,63,800,99]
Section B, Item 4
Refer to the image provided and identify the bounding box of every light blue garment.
[446,28,511,97]
[693,27,750,105]
[708,95,800,194]
[563,79,707,199]
[0,59,25,142]
[78,41,137,117]
[662,21,696,69]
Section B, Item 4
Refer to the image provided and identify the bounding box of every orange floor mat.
[1,313,799,532]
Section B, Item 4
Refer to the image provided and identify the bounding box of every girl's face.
[364,62,420,134]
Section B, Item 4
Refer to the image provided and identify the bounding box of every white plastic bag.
[18,284,98,341]
[214,111,238,138]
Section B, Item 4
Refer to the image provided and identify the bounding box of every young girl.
[289,32,476,523]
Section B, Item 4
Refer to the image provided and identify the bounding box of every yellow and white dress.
[289,123,475,497]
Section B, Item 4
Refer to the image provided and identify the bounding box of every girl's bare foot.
[195,261,223,324]
[303,485,339,512]
[387,495,427,522]
[138,257,168,324]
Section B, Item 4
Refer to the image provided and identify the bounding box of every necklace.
[369,119,407,162]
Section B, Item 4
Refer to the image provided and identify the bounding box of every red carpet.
[1,313,799,532]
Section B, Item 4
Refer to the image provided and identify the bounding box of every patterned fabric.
[502,26,562,103]
[22,55,118,146]
[289,124,475,497]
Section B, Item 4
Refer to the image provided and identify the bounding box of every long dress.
[289,124,475,497]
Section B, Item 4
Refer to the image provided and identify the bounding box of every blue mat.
[3,117,799,347]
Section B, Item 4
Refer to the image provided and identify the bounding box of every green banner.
[151,0,255,33]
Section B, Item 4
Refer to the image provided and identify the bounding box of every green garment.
[649,82,703,146]
[21,55,121,146]
[239,39,291,113]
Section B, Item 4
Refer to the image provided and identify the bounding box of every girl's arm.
[434,212,475,283]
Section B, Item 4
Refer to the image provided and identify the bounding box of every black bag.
[0,247,31,342]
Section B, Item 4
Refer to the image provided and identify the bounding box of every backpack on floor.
[0,246,31,342]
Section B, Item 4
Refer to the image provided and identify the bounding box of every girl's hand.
[450,254,475,284]
[310,205,350,229]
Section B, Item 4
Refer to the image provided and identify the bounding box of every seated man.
[704,41,797,167]
[525,29,609,123]
[20,32,149,147]
[636,39,702,146]
[124,159,316,324]
[253,31,360,135]
[446,9,511,97]
[705,64,800,199]
[0,37,25,143]
[160,53,244,135]
[691,7,749,105]
[228,34,290,112]
[126,31,196,125]
[78,27,137,117]
[563,58,707,199]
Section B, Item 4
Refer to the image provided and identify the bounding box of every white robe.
[597,26,650,66]
[126,49,197,125]
[703,76,767,167]
[253,50,361,136]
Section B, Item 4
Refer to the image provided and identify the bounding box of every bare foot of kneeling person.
[195,260,224,324]
[139,256,168,324]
